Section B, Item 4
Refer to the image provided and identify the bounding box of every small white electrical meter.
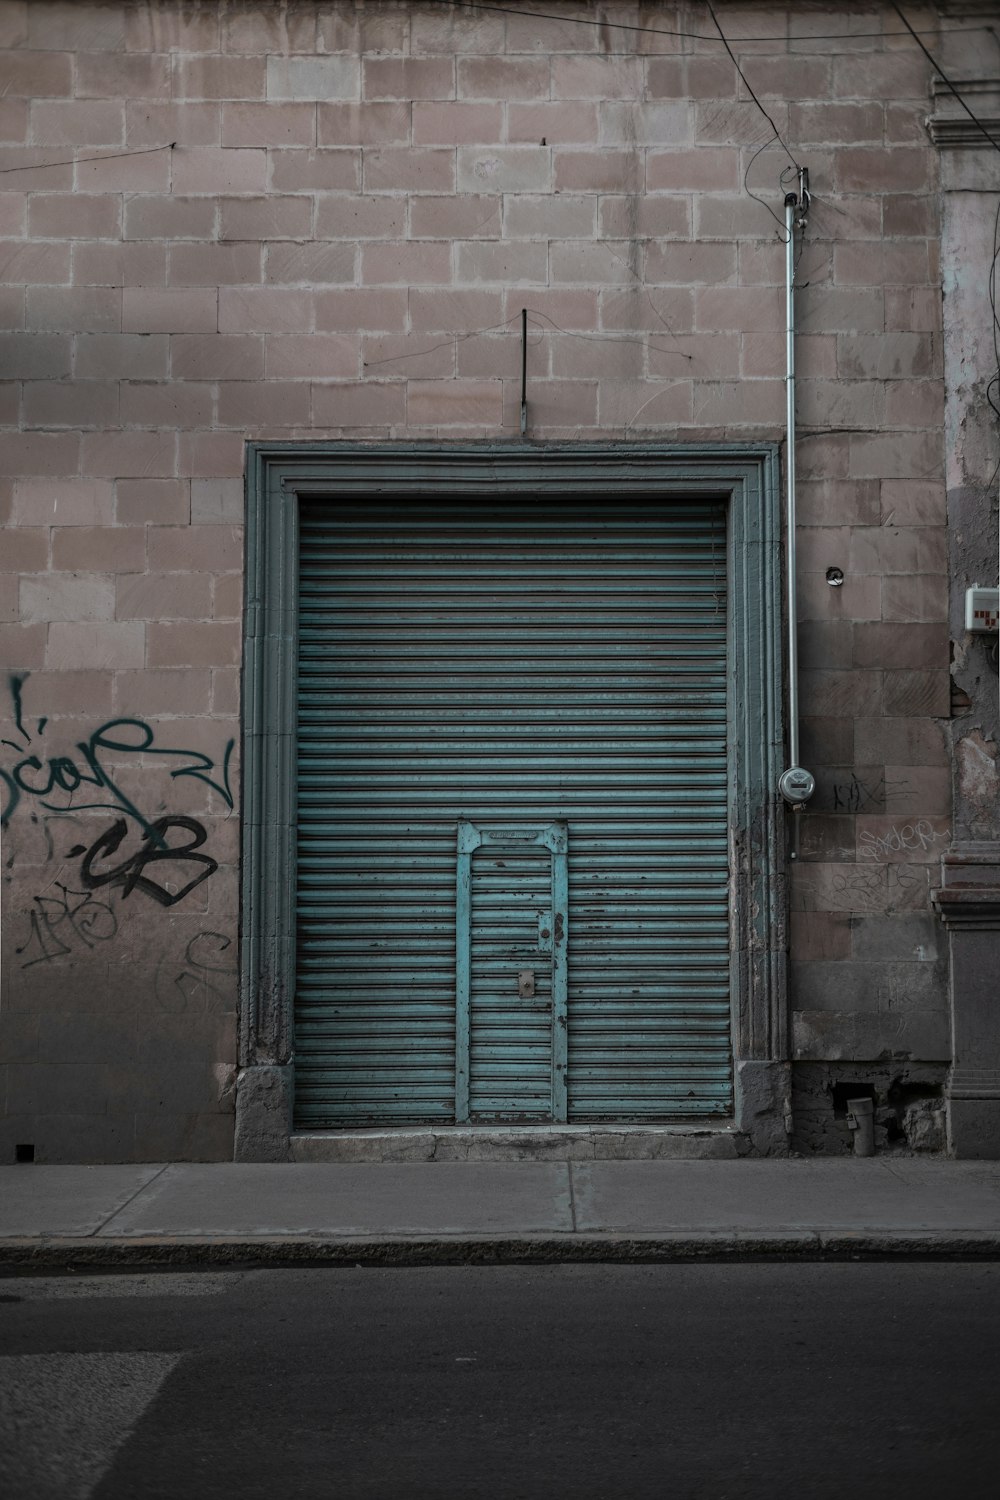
[965,587,1000,632]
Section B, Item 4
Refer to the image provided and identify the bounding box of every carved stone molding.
[932,841,1000,930]
[928,76,1000,149]
[933,843,1000,1156]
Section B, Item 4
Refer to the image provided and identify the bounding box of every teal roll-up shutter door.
[295,501,731,1127]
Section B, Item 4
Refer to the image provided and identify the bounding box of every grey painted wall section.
[929,73,1000,1157]
[935,82,1000,844]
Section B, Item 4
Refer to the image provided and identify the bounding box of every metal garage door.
[295,501,731,1127]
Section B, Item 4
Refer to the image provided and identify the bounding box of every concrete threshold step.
[290,1124,750,1163]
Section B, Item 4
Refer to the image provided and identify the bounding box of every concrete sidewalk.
[2,1158,1000,1268]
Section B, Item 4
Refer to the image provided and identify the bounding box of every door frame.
[457,819,570,1124]
[237,442,788,1158]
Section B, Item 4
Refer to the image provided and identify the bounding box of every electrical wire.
[525,306,692,360]
[0,142,176,175]
[705,4,804,247]
[363,313,529,368]
[445,0,993,46]
[891,4,1000,156]
[363,307,695,371]
[624,381,688,432]
[989,193,1000,426]
[744,137,792,240]
[780,164,813,279]
[706,1,799,175]
[593,240,696,346]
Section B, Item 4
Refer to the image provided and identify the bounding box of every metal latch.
[518,969,535,999]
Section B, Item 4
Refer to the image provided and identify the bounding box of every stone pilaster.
[928,76,1000,1156]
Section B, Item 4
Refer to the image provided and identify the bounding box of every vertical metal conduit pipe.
[778,169,816,811]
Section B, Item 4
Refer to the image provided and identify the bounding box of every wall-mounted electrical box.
[965,587,1000,632]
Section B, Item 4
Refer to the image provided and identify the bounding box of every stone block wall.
[0,0,963,1159]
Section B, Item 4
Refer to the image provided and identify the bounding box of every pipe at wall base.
[846,1097,876,1157]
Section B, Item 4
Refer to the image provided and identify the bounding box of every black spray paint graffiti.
[69,817,219,907]
[5,676,235,952]
[155,932,237,1014]
[1,673,234,840]
[830,773,911,813]
[16,884,118,969]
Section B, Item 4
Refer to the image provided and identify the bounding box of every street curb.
[2,1231,1000,1270]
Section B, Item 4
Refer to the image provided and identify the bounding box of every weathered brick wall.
[0,0,954,1159]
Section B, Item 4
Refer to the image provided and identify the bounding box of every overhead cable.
[363,308,693,371]
[0,141,176,175]
[705,0,799,173]
[987,194,1000,425]
[446,0,993,46]
[742,137,793,239]
[892,3,1000,156]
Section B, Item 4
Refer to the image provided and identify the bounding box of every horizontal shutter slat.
[296,502,731,1127]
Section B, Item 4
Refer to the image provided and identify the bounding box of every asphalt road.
[2,1262,998,1500]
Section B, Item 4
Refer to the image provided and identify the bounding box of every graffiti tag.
[16,884,118,969]
[155,931,236,1013]
[68,816,219,907]
[1,675,234,839]
[828,862,930,914]
[857,820,950,863]
[830,773,911,813]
